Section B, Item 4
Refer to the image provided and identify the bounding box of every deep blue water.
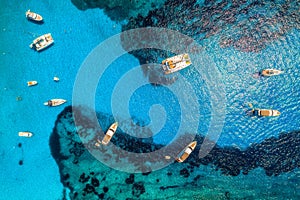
[1,0,300,199]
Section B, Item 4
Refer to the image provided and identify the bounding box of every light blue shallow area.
[0,0,122,199]
[1,0,300,199]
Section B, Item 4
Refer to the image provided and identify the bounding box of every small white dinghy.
[18,131,33,137]
[53,77,60,82]
[44,99,66,107]
[27,81,38,86]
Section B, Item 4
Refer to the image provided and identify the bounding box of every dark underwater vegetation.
[50,106,300,199]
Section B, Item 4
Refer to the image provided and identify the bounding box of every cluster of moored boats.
[21,12,285,162]
[160,54,284,162]
[162,54,283,118]
[161,54,197,162]
[26,10,54,52]
[92,54,195,163]
[93,121,197,163]
[92,54,284,163]
[247,69,283,117]
[19,10,65,138]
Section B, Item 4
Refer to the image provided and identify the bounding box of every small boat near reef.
[247,103,280,117]
[95,139,102,147]
[162,53,192,74]
[25,10,43,22]
[44,99,66,107]
[27,80,38,86]
[176,141,197,163]
[18,131,33,137]
[260,69,283,77]
[30,33,54,51]
[102,122,118,145]
[164,155,171,160]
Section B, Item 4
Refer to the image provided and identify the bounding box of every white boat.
[102,122,118,145]
[26,10,43,22]
[94,139,102,147]
[249,109,281,117]
[30,33,54,51]
[162,53,192,74]
[44,99,66,107]
[53,77,60,82]
[260,69,283,77]
[18,131,33,137]
[27,80,38,86]
[176,141,197,163]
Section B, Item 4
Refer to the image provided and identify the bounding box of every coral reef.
[70,0,165,21]
[50,106,300,199]
[123,0,300,52]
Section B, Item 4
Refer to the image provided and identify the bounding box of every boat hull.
[44,99,67,107]
[251,109,281,117]
[176,141,197,163]
[260,69,283,77]
[27,81,38,86]
[19,132,33,137]
[162,53,192,74]
[102,122,118,145]
[26,10,43,22]
[30,33,54,51]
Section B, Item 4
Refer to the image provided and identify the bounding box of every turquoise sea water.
[1,1,121,199]
[1,0,300,199]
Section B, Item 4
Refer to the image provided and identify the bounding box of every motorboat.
[102,122,118,145]
[44,99,66,107]
[248,109,281,117]
[26,10,43,22]
[18,131,33,137]
[53,77,60,82]
[260,69,283,77]
[247,103,280,117]
[162,53,192,74]
[27,81,38,86]
[30,33,54,51]
[175,141,197,163]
